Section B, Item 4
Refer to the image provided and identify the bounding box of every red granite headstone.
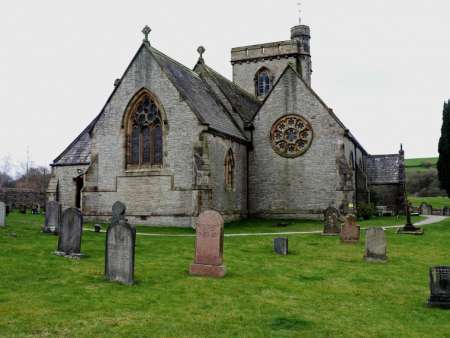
[340,214,360,243]
[189,210,226,277]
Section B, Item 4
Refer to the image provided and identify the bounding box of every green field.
[408,196,450,209]
[405,157,438,174]
[1,212,449,337]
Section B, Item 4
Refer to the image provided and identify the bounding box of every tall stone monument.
[55,208,83,258]
[105,201,136,285]
[364,227,387,262]
[340,214,360,243]
[322,207,341,236]
[44,201,61,234]
[397,202,423,235]
[0,202,6,227]
[189,210,226,277]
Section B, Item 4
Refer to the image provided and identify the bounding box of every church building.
[47,22,405,227]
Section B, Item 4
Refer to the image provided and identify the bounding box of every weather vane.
[297,2,302,24]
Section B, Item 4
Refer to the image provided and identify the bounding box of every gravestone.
[105,201,136,285]
[340,214,360,243]
[428,266,450,308]
[189,210,226,277]
[0,202,6,227]
[55,208,83,258]
[420,203,432,215]
[44,201,61,234]
[273,237,288,255]
[94,224,102,233]
[322,207,341,236]
[364,227,387,262]
[443,206,450,216]
[19,205,26,214]
[5,205,10,216]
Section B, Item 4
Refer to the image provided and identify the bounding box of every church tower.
[231,23,312,98]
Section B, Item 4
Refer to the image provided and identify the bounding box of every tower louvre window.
[255,68,272,97]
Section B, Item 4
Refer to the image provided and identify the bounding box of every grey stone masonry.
[364,228,387,262]
[273,238,288,255]
[105,202,136,285]
[56,208,83,257]
[0,201,5,227]
[44,201,61,233]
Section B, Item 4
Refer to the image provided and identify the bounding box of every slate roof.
[52,43,250,166]
[366,154,403,185]
[194,62,261,122]
[147,44,246,141]
[51,116,99,166]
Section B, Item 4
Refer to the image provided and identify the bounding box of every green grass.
[0,212,449,337]
[405,157,438,174]
[405,157,438,168]
[409,196,450,209]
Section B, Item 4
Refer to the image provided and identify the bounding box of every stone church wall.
[80,46,206,227]
[51,164,89,208]
[204,133,248,221]
[232,57,298,97]
[249,67,346,219]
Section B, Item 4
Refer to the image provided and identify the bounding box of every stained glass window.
[127,93,164,167]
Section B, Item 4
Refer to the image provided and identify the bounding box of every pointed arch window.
[224,149,235,190]
[127,92,164,168]
[255,68,272,97]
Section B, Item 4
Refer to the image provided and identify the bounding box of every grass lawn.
[405,157,438,167]
[1,212,449,337]
[409,196,450,209]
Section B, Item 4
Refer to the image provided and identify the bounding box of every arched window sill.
[125,166,168,176]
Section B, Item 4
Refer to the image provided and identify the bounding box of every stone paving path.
[86,215,448,238]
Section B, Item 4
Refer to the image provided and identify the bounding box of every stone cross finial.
[142,25,151,42]
[297,2,302,24]
[197,46,205,63]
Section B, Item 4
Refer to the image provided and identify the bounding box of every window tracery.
[270,114,313,158]
[127,93,163,167]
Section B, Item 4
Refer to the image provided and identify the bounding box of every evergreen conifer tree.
[437,100,450,197]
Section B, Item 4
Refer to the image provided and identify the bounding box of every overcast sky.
[0,0,448,173]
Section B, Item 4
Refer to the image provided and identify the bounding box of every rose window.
[270,114,313,158]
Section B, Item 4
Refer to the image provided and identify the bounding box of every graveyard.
[1,211,450,337]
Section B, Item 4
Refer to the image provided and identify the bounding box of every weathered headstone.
[55,208,83,258]
[94,224,102,233]
[189,210,226,277]
[44,201,61,234]
[105,201,136,285]
[322,207,341,236]
[340,214,360,243]
[420,203,432,215]
[428,266,450,308]
[364,227,387,262]
[0,202,6,227]
[273,237,288,255]
[5,204,10,216]
[443,206,450,216]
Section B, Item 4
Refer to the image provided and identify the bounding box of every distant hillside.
[405,157,438,173]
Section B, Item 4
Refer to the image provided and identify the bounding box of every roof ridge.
[148,44,202,80]
[203,64,260,103]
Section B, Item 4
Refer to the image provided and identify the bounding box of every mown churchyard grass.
[1,212,449,337]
